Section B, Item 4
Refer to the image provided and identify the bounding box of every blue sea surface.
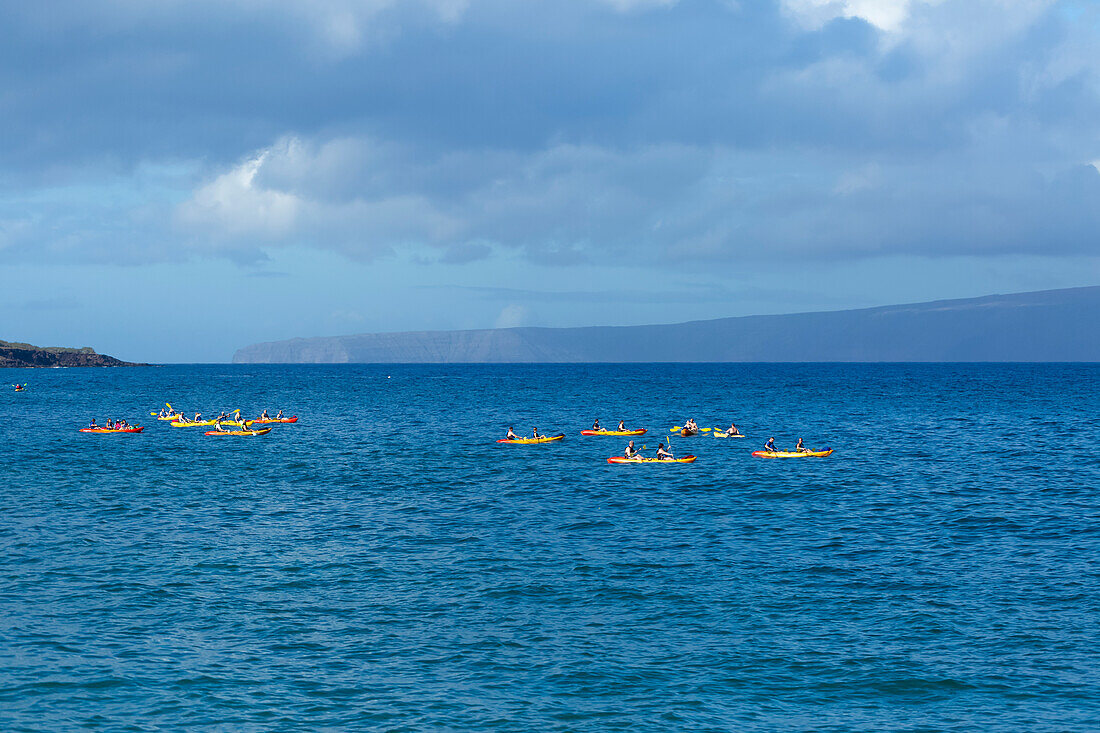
[1,363,1099,731]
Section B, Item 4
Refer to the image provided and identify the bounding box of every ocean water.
[1,363,1099,731]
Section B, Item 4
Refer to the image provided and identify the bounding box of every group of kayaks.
[80,403,298,437]
[498,420,832,464]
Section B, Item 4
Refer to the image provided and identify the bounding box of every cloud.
[176,151,300,239]
[782,0,922,31]
[1,0,1099,270]
[494,304,530,328]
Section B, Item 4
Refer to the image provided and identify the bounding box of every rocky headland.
[0,341,146,368]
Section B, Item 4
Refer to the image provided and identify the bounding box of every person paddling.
[795,437,810,453]
[624,440,641,459]
[506,426,518,440]
[725,422,741,436]
[592,418,601,431]
[193,412,202,423]
[260,409,270,420]
[89,418,98,429]
[532,427,541,439]
[763,437,777,453]
[656,443,674,460]
[617,419,626,431]
[276,410,284,419]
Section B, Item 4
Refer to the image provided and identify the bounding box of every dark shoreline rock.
[0,341,148,368]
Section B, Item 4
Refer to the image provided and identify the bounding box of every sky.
[2,0,1099,362]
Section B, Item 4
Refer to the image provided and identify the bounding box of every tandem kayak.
[80,427,144,433]
[580,428,647,436]
[171,419,249,427]
[248,416,298,425]
[608,455,696,464]
[496,434,565,444]
[752,449,833,458]
[204,428,273,436]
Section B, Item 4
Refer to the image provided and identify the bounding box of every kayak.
[155,414,184,421]
[80,426,144,433]
[204,428,273,436]
[496,434,565,444]
[608,455,696,464]
[713,430,745,439]
[752,448,834,458]
[680,428,699,437]
[171,419,249,428]
[580,428,647,436]
[248,416,298,425]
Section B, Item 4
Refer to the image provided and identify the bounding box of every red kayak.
[248,416,298,425]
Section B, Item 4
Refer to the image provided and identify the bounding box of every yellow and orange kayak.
[204,428,273,436]
[80,426,144,433]
[497,434,565,444]
[752,449,833,458]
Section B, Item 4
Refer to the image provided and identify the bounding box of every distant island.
[233,285,1100,364]
[0,341,146,368]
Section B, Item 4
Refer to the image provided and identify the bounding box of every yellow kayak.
[497,434,565,444]
[752,448,833,458]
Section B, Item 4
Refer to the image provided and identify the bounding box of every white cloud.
[176,150,301,239]
[494,304,530,328]
[781,0,920,31]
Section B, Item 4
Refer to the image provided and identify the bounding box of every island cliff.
[233,286,1100,363]
[0,341,146,368]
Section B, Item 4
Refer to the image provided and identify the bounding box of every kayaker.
[193,412,202,422]
[532,427,541,439]
[276,410,284,419]
[617,419,626,431]
[726,423,740,436]
[89,418,98,428]
[592,418,601,431]
[656,443,674,460]
[214,418,227,432]
[796,437,809,453]
[763,437,777,452]
[217,410,229,420]
[506,426,518,440]
[260,409,270,420]
[624,440,641,458]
